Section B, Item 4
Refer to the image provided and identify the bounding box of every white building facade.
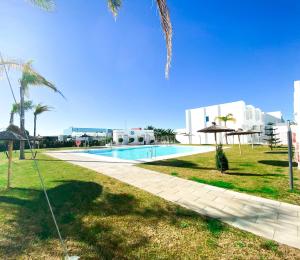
[177,100,284,145]
[113,128,155,145]
[294,81,300,168]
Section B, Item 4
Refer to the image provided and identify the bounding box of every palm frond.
[156,0,172,78]
[28,0,55,11]
[34,103,52,115]
[107,0,122,19]
[11,100,33,113]
[21,62,65,99]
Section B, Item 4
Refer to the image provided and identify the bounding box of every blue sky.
[0,0,300,135]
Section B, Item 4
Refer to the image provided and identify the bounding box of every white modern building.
[113,128,155,145]
[177,100,285,145]
[62,127,113,140]
[294,80,300,168]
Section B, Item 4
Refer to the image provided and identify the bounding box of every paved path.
[46,151,300,249]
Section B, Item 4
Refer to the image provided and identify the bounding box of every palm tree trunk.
[33,114,37,149]
[19,85,25,160]
[224,121,228,144]
[9,112,14,125]
[7,141,13,189]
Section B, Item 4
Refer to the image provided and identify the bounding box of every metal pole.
[287,120,294,190]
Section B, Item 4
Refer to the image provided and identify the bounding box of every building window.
[205,116,209,122]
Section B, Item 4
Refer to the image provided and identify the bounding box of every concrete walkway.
[45,151,300,249]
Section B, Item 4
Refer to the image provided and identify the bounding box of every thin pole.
[251,134,254,149]
[7,140,13,189]
[238,135,242,155]
[287,120,294,190]
[0,52,69,258]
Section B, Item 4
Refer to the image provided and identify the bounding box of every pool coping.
[46,145,216,164]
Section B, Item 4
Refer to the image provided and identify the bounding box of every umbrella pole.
[238,135,242,155]
[7,140,13,189]
[214,132,217,147]
[251,134,254,149]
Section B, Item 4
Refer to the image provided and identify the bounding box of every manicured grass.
[0,151,299,258]
[139,145,300,205]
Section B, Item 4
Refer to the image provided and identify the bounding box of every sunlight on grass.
[140,145,300,204]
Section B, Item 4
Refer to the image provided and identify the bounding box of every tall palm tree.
[9,100,33,124]
[28,0,172,78]
[0,60,64,159]
[215,113,236,144]
[33,103,52,149]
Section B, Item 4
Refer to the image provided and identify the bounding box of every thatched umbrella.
[0,125,26,188]
[197,122,235,146]
[226,129,261,155]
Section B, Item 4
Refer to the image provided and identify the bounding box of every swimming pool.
[83,145,215,161]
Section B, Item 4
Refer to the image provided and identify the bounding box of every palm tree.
[27,0,172,78]
[9,100,33,124]
[215,113,236,127]
[215,113,236,144]
[33,103,52,149]
[0,60,64,159]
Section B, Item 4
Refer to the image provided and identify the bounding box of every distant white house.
[176,100,285,145]
[113,128,155,145]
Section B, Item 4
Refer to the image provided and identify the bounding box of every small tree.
[215,144,229,173]
[118,137,123,144]
[264,123,280,150]
[129,137,135,143]
[138,137,144,144]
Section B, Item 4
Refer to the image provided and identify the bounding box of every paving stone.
[45,151,300,249]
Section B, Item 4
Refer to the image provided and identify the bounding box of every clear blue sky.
[0,0,300,135]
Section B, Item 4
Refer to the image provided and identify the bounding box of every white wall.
[113,129,155,145]
[185,100,264,144]
[294,81,300,168]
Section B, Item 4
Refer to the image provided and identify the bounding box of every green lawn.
[0,151,300,259]
[140,145,300,205]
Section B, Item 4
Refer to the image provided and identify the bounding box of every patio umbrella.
[197,122,235,147]
[226,129,261,155]
[0,125,26,189]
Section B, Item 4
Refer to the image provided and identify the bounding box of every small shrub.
[261,240,279,252]
[128,137,135,143]
[171,172,178,176]
[118,137,123,143]
[138,137,144,143]
[150,140,155,144]
[215,144,229,173]
[180,221,189,228]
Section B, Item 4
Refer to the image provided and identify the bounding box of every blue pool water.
[83,145,214,161]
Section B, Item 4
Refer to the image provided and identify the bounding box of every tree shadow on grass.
[0,180,151,258]
[143,159,216,170]
[0,180,224,258]
[258,160,297,167]
[226,172,285,178]
[264,151,288,154]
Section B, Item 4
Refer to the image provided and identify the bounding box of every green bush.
[150,140,155,144]
[215,145,229,173]
[138,137,144,143]
[118,137,124,144]
[129,137,135,143]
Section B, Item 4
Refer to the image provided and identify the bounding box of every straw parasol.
[197,122,235,146]
[226,129,261,155]
[0,125,26,188]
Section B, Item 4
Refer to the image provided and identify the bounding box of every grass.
[139,145,300,204]
[0,151,299,258]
